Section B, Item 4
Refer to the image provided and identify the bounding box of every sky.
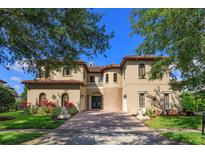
[0,9,145,95]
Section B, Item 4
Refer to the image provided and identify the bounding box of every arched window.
[106,74,109,83]
[113,73,117,82]
[61,93,69,106]
[139,93,145,108]
[39,93,46,105]
[138,63,145,78]
[63,67,71,76]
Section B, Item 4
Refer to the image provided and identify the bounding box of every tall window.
[164,94,170,109]
[39,93,46,106]
[98,74,103,82]
[139,93,145,108]
[113,73,117,82]
[138,63,145,78]
[106,74,109,83]
[63,67,71,76]
[62,93,69,106]
[90,75,95,82]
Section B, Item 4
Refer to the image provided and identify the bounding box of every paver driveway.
[25,111,178,145]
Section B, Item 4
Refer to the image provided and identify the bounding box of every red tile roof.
[120,55,169,67]
[22,79,84,86]
[88,66,105,73]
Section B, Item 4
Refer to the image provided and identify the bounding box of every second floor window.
[90,75,95,82]
[138,63,145,78]
[106,74,109,83]
[113,73,117,82]
[63,67,71,76]
[98,74,103,82]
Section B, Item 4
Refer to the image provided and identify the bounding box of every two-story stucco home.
[22,56,180,114]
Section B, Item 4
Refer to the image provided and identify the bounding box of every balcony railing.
[86,82,104,87]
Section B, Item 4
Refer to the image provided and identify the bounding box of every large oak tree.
[130,8,205,91]
[0,9,113,75]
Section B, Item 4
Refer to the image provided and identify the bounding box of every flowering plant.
[39,99,56,108]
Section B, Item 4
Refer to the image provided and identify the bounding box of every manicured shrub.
[64,101,78,116]
[68,106,78,116]
[0,86,16,113]
[51,106,61,118]
[180,93,197,115]
[37,106,49,115]
[145,108,154,117]
[28,106,38,115]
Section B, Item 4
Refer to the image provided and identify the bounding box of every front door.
[92,96,102,109]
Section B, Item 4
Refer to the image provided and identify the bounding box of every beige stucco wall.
[122,60,180,114]
[49,65,84,82]
[103,68,122,88]
[104,87,122,111]
[27,84,84,111]
[26,59,180,114]
[80,86,87,111]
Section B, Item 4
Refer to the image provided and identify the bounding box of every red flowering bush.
[21,101,31,110]
[64,101,78,115]
[64,101,75,108]
[39,99,56,108]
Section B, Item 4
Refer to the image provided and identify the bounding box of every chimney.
[88,62,94,67]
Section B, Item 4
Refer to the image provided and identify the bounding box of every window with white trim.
[138,63,145,78]
[63,67,71,76]
[139,93,145,108]
[164,93,171,109]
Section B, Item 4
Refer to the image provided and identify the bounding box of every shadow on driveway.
[24,111,180,145]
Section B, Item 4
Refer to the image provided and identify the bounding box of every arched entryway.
[61,93,69,106]
[91,92,102,110]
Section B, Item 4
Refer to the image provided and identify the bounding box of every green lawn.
[145,116,202,129]
[0,131,44,145]
[161,131,205,145]
[0,111,65,129]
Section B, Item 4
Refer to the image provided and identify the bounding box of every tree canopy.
[130,9,205,91]
[0,9,113,75]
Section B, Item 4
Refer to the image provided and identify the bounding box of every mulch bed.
[0,116,16,121]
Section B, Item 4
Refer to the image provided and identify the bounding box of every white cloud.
[8,60,28,72]
[14,85,21,90]
[10,76,21,82]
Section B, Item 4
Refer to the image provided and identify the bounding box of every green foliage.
[130,9,205,90]
[145,108,154,117]
[20,86,27,101]
[0,86,16,113]
[36,106,49,115]
[145,115,202,129]
[180,93,197,113]
[0,131,44,145]
[0,111,64,129]
[51,106,61,118]
[180,92,205,113]
[162,131,205,145]
[28,106,38,115]
[68,106,78,116]
[0,9,113,75]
